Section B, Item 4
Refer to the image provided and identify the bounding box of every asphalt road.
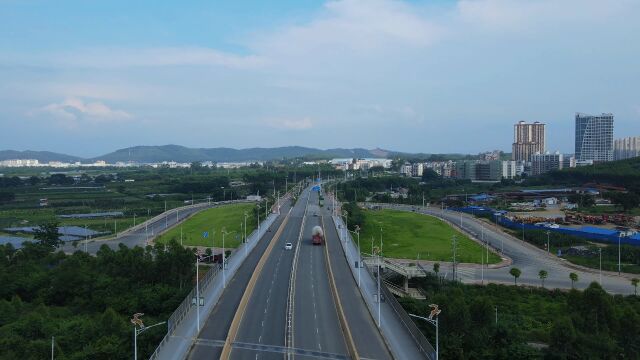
[61,200,246,254]
[293,192,347,359]
[322,208,392,360]
[187,199,294,360]
[382,204,636,294]
[230,189,310,360]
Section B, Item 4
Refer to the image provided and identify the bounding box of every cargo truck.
[311,226,324,245]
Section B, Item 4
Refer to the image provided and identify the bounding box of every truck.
[311,226,324,245]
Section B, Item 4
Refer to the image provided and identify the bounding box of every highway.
[322,207,392,359]
[230,188,308,359]
[186,186,395,360]
[187,198,294,360]
[292,193,347,359]
[375,203,636,295]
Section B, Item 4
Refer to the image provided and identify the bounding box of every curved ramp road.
[377,204,636,295]
[61,200,249,254]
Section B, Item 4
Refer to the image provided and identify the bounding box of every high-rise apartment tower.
[575,113,614,162]
[512,121,545,161]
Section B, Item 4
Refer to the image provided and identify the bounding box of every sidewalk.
[332,216,432,360]
[150,213,278,360]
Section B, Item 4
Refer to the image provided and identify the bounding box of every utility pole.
[51,336,54,360]
[452,235,458,281]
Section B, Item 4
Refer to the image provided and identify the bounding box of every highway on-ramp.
[375,203,636,295]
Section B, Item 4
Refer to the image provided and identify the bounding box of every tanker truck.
[311,226,324,245]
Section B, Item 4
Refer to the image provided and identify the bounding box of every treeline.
[401,275,640,359]
[0,240,194,359]
[528,157,640,192]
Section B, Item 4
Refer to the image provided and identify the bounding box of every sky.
[1,0,639,157]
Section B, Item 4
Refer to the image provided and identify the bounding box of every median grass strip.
[156,203,257,248]
[359,209,501,264]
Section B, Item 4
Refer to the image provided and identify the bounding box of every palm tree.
[539,270,548,288]
[433,263,440,277]
[569,272,578,289]
[632,278,639,295]
[509,267,521,285]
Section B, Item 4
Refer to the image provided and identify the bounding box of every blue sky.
[1,0,639,157]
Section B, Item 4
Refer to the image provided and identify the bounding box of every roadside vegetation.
[343,204,501,264]
[401,275,640,359]
[0,240,194,359]
[156,203,258,248]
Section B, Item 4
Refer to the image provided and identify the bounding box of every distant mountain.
[1,145,484,164]
[0,150,82,163]
[89,145,393,163]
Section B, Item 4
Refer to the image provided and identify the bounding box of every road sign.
[203,231,209,238]
[312,185,321,192]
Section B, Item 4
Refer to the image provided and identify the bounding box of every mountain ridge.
[0,145,402,163]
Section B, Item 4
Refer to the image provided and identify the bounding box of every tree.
[0,191,15,204]
[433,263,440,277]
[509,267,521,285]
[33,221,61,249]
[539,270,548,288]
[421,169,441,182]
[569,272,578,289]
[632,278,639,295]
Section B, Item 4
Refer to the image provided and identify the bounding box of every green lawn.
[156,203,257,248]
[359,209,501,264]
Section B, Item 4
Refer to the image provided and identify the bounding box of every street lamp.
[409,305,441,360]
[341,210,349,243]
[352,225,361,287]
[243,211,248,257]
[545,231,550,254]
[222,228,235,288]
[257,204,261,232]
[131,313,166,360]
[618,233,622,275]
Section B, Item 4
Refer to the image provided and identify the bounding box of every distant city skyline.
[1,0,639,157]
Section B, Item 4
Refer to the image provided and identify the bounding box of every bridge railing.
[148,227,260,360]
[376,268,437,360]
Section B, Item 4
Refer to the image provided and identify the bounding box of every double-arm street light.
[131,313,166,360]
[222,228,236,288]
[347,225,361,288]
[409,306,441,360]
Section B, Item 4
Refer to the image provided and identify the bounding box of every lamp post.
[131,313,166,360]
[546,231,550,254]
[355,225,361,287]
[599,247,602,285]
[221,228,235,288]
[409,308,440,360]
[244,211,248,257]
[257,205,261,232]
[618,233,622,275]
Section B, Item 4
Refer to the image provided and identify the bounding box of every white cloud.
[31,97,131,128]
[267,117,313,130]
[3,47,266,70]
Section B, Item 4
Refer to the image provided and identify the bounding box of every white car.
[284,242,293,250]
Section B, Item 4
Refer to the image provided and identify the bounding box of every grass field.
[359,209,501,264]
[156,203,258,248]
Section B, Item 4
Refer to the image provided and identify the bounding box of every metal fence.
[450,206,640,245]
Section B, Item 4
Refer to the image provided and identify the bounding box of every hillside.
[87,145,390,163]
[0,150,82,163]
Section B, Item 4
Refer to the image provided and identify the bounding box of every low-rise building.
[531,152,563,175]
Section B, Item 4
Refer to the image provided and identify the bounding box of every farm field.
[359,209,501,264]
[156,203,258,248]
